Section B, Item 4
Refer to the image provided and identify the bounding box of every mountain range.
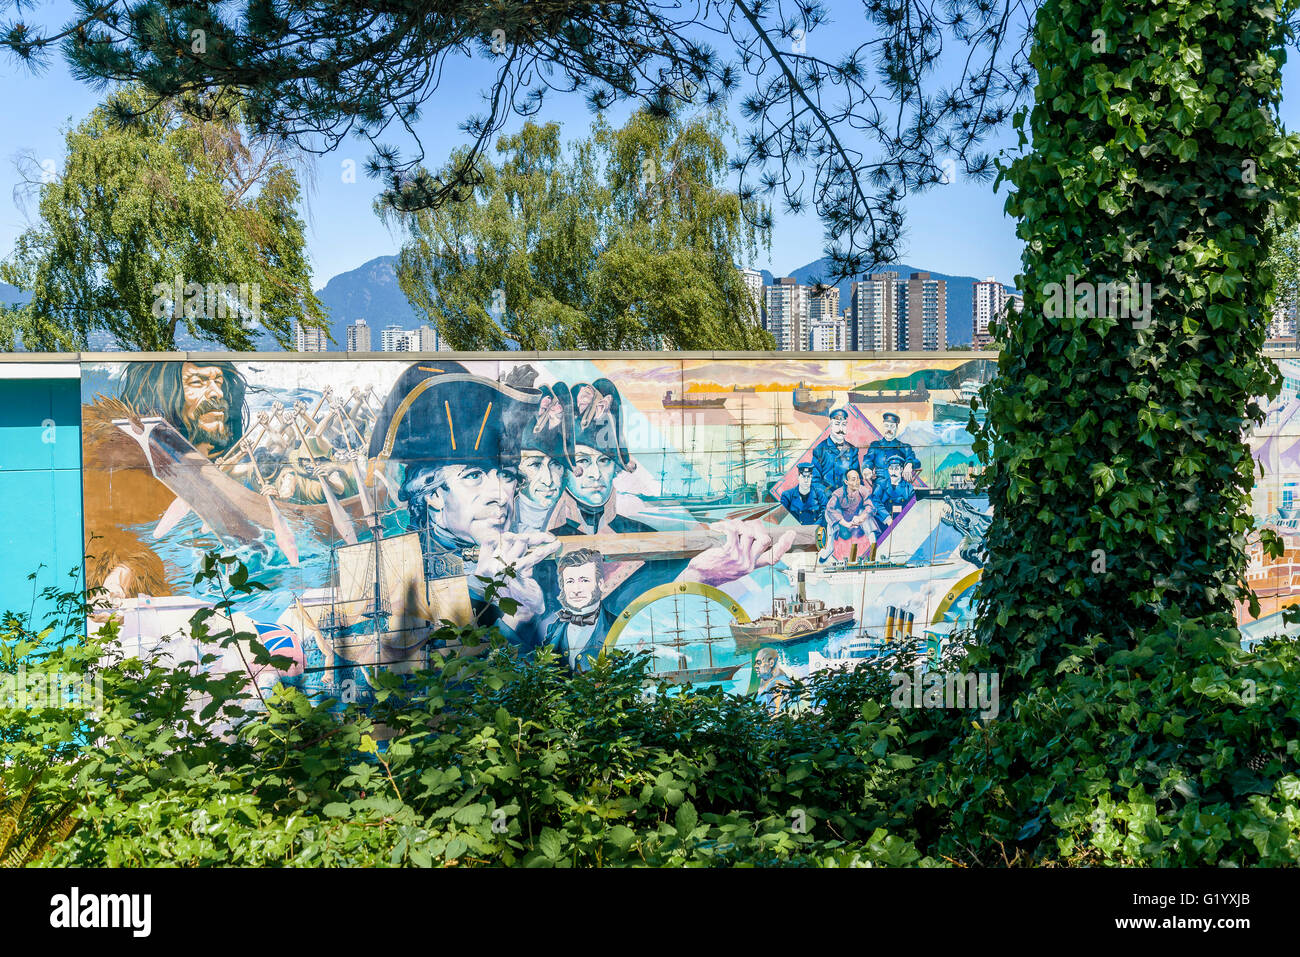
[3,254,1014,350]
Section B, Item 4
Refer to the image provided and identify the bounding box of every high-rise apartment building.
[380,324,407,352]
[807,316,847,351]
[380,324,445,352]
[1272,296,1299,341]
[346,318,371,352]
[417,325,443,352]
[807,284,840,322]
[739,267,765,327]
[764,278,807,352]
[294,319,328,352]
[973,278,1017,348]
[897,272,946,351]
[849,273,900,351]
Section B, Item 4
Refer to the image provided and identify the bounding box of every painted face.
[797,472,813,494]
[882,419,898,440]
[519,451,563,509]
[889,462,903,481]
[426,462,519,547]
[560,561,600,611]
[567,444,617,509]
[845,469,861,493]
[829,416,848,443]
[180,362,230,450]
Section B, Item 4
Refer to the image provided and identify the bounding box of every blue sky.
[4,2,1300,288]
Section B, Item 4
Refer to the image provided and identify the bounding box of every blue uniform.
[810,437,862,496]
[780,484,828,525]
[863,437,921,480]
[870,478,916,528]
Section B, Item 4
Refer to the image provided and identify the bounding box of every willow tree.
[382,108,774,350]
[0,87,325,351]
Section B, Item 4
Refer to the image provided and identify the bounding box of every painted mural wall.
[76,352,1300,708]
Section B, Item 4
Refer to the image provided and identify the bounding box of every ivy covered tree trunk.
[976,0,1300,687]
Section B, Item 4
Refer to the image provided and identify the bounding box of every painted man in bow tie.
[543,548,619,672]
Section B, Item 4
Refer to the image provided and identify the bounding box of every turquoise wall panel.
[0,377,83,624]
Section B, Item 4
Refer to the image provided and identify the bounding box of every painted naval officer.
[863,412,921,482]
[809,407,862,498]
[779,462,828,525]
[870,453,917,529]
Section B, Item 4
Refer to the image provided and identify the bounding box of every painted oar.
[237,435,300,566]
[153,496,192,539]
[350,458,374,516]
[281,411,358,546]
[266,493,300,565]
[319,474,358,545]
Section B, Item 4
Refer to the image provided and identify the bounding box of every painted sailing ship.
[639,442,727,507]
[646,597,743,684]
[730,570,855,644]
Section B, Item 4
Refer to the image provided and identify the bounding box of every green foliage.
[976,0,1300,688]
[0,87,326,351]
[8,554,1300,867]
[0,777,77,868]
[382,108,775,351]
[1266,214,1300,325]
[3,555,943,867]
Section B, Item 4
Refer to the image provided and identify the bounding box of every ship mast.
[727,396,758,499]
[702,600,715,669]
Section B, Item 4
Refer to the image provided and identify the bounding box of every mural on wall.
[79,355,999,707]
[1244,356,1300,642]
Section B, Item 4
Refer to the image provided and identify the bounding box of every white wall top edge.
[0,361,81,379]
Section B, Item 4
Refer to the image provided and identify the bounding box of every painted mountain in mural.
[853,359,997,392]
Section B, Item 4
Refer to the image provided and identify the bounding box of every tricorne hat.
[367,362,539,484]
[570,379,636,472]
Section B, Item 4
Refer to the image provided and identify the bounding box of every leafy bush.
[4,557,941,867]
[6,555,1300,866]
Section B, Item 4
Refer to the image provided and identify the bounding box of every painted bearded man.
[82,360,251,600]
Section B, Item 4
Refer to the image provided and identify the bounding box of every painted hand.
[474,530,562,619]
[684,519,797,587]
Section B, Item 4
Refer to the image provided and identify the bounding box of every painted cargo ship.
[792,382,834,416]
[730,570,855,644]
[663,389,726,409]
[849,387,929,404]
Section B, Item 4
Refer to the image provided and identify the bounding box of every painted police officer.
[870,453,916,529]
